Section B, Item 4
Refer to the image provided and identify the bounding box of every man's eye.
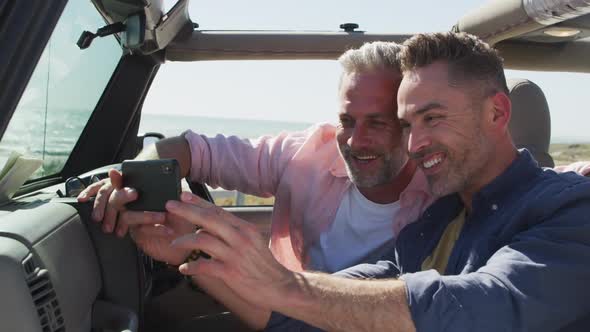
[424,114,442,124]
[369,120,387,128]
[339,118,353,128]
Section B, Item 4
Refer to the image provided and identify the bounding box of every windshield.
[0,0,121,179]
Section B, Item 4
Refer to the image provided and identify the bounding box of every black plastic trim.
[0,0,68,140]
[61,52,163,178]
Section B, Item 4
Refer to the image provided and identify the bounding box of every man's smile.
[352,153,379,163]
[416,152,446,174]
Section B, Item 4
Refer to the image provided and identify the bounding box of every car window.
[139,61,334,206]
[0,0,121,179]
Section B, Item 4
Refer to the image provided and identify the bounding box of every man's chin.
[350,173,395,188]
[428,174,464,197]
[350,175,378,188]
[427,176,451,197]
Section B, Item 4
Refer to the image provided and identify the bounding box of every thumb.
[109,168,124,189]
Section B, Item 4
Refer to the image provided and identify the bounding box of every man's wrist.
[271,271,309,312]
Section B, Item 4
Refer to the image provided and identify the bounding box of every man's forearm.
[136,136,192,178]
[193,275,271,330]
[277,272,416,332]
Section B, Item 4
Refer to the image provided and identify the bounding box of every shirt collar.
[471,149,541,212]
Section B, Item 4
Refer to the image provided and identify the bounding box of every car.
[0,0,588,331]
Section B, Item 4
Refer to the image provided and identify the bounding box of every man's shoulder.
[303,122,338,144]
[533,168,590,198]
[521,168,590,219]
[264,122,338,150]
[289,123,342,155]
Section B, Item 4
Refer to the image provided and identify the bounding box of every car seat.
[507,78,554,167]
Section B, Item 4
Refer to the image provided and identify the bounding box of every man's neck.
[460,145,518,213]
[357,161,416,204]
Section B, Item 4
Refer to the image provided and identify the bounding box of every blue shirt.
[266,150,590,331]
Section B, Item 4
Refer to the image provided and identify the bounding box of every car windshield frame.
[0,0,122,181]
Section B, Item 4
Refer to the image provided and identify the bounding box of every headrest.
[507,78,554,167]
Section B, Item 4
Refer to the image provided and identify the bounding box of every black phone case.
[122,159,181,212]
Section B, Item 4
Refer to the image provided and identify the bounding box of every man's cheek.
[335,131,350,148]
[401,133,411,152]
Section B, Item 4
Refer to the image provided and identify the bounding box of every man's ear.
[488,92,511,130]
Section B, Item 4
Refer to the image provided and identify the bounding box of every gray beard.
[340,145,406,188]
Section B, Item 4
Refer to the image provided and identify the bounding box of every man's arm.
[278,272,415,332]
[182,130,305,197]
[553,160,590,176]
[168,192,416,332]
[79,129,308,235]
[136,136,192,177]
[167,187,590,332]
[191,275,272,330]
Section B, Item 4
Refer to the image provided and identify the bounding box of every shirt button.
[420,232,424,237]
[491,204,498,211]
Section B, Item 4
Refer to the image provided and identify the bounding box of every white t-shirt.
[308,185,401,273]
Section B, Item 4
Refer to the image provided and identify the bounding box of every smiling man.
[79,41,433,274]
[168,32,590,331]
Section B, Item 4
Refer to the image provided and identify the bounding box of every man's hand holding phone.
[77,159,195,265]
[122,159,181,212]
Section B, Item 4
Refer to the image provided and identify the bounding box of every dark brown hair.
[399,32,509,96]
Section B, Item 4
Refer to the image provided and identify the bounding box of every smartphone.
[122,159,181,212]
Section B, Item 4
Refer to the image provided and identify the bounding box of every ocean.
[139,113,314,139]
[0,110,314,178]
[1,108,588,179]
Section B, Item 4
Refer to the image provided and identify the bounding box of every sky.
[142,0,590,142]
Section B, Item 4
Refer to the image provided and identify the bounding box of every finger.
[102,208,117,233]
[134,224,175,237]
[179,192,246,230]
[129,224,174,244]
[115,219,129,238]
[77,179,107,202]
[179,191,214,208]
[171,191,249,228]
[166,202,244,246]
[181,192,262,242]
[91,169,124,220]
[166,210,198,233]
[109,169,124,189]
[92,181,114,221]
[128,225,138,242]
[171,231,231,260]
[118,210,166,226]
[102,188,139,233]
[179,257,225,279]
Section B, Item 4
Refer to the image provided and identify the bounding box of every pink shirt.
[184,124,434,271]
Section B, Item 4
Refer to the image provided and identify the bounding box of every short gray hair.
[338,41,403,75]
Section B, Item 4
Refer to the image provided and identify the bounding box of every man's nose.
[347,124,371,149]
[407,126,431,155]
